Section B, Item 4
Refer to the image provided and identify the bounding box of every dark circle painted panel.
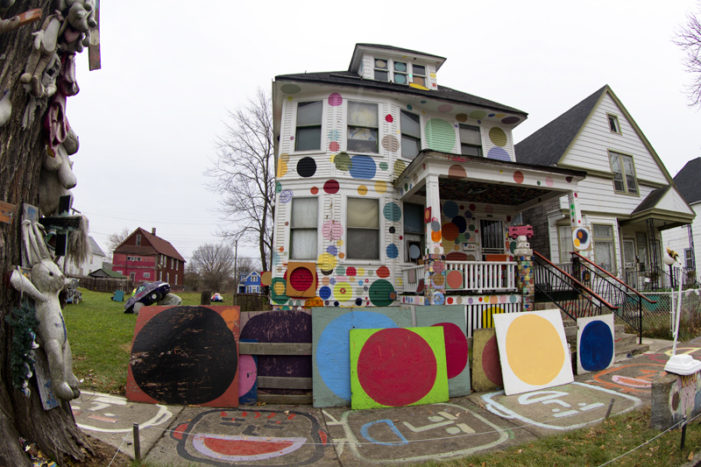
[131,307,237,404]
[579,320,614,371]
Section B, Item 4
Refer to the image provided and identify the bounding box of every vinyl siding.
[560,93,667,185]
[662,203,701,282]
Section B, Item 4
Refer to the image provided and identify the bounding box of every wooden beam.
[239,342,311,355]
[257,376,312,390]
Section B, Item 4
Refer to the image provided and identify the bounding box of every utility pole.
[234,238,239,294]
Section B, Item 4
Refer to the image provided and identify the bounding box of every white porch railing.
[402,261,517,294]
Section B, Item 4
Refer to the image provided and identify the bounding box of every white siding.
[559,176,657,216]
[561,93,667,185]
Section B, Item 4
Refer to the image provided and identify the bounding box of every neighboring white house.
[662,157,700,284]
[62,236,108,277]
[269,43,587,310]
[516,85,694,289]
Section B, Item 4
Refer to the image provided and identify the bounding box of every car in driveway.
[124,281,171,313]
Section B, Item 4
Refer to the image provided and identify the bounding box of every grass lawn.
[62,288,232,394]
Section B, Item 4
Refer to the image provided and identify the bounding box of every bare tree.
[190,243,235,291]
[209,90,275,271]
[677,12,701,106]
[0,1,97,464]
[107,227,130,255]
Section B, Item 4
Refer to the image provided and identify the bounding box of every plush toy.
[10,220,80,401]
[20,11,63,98]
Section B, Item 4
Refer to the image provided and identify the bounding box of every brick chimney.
[151,227,156,236]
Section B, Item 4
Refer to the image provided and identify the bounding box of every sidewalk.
[74,337,695,465]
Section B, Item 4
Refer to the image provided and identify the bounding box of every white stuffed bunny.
[10,220,80,400]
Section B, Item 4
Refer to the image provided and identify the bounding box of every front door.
[622,238,636,286]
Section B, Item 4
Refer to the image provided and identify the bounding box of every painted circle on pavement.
[579,320,614,371]
[505,314,565,386]
[357,328,437,406]
[317,311,399,400]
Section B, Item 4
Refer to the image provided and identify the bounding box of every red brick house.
[112,227,186,289]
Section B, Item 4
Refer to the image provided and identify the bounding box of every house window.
[558,226,573,264]
[374,58,389,81]
[401,110,421,160]
[480,219,504,254]
[143,272,150,279]
[347,102,378,153]
[412,65,426,87]
[290,197,318,259]
[608,114,621,134]
[295,101,322,151]
[459,124,482,156]
[347,198,379,260]
[685,248,695,270]
[609,151,638,195]
[393,61,408,84]
[404,203,424,262]
[593,224,616,272]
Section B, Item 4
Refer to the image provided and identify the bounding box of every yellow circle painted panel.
[505,314,565,385]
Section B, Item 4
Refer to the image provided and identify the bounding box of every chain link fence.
[637,289,701,340]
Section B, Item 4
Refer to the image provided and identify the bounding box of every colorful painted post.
[514,235,534,312]
[423,175,446,305]
[568,191,593,260]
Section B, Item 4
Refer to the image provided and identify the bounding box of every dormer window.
[607,114,621,134]
[373,57,426,86]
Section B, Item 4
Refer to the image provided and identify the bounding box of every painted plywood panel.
[312,307,411,407]
[349,327,449,409]
[127,305,240,407]
[577,314,615,374]
[493,309,573,396]
[471,328,503,392]
[415,305,470,397]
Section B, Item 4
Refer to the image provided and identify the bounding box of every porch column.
[568,191,593,260]
[424,174,446,305]
[515,235,535,312]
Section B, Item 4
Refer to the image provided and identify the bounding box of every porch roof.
[394,150,586,209]
[621,186,695,230]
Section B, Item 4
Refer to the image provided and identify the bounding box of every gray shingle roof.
[275,71,527,117]
[515,85,608,166]
[673,157,701,204]
[631,186,670,214]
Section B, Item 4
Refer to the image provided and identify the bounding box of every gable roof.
[673,157,701,204]
[275,71,528,118]
[88,236,106,257]
[516,84,676,185]
[515,86,606,166]
[114,227,185,262]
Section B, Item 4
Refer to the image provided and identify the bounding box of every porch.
[394,150,586,307]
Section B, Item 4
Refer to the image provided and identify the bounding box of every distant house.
[238,271,261,294]
[62,236,107,277]
[88,266,126,280]
[516,85,694,289]
[662,157,701,283]
[112,227,186,289]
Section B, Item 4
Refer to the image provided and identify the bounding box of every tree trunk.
[0,1,91,464]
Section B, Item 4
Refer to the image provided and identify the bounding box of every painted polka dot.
[334,282,353,301]
[381,135,399,152]
[394,160,407,178]
[329,141,340,152]
[323,179,340,194]
[334,152,351,171]
[505,314,565,385]
[357,185,368,195]
[513,171,524,184]
[385,114,394,123]
[369,279,396,306]
[383,202,401,221]
[501,116,520,125]
[322,221,343,240]
[455,113,468,122]
[350,155,377,179]
[448,164,467,178]
[489,127,507,146]
[443,200,458,218]
[386,243,399,259]
[326,245,338,255]
[318,253,337,274]
[310,186,318,194]
[438,104,453,113]
[328,92,342,106]
[279,190,292,203]
[297,157,317,177]
[446,270,463,289]
[487,147,510,161]
[425,119,456,152]
[374,180,388,194]
[379,162,388,171]
[442,223,459,241]
[469,110,486,120]
[281,84,301,94]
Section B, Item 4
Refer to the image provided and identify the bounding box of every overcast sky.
[69,0,701,263]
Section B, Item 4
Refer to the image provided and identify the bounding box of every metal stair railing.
[570,252,656,344]
[532,251,617,321]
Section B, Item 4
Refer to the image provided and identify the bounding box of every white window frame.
[290,197,319,260]
[294,100,323,153]
[593,223,617,273]
[346,196,381,262]
[459,124,483,157]
[372,57,427,86]
[400,110,421,160]
[609,150,639,195]
[347,100,379,155]
[607,114,621,134]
